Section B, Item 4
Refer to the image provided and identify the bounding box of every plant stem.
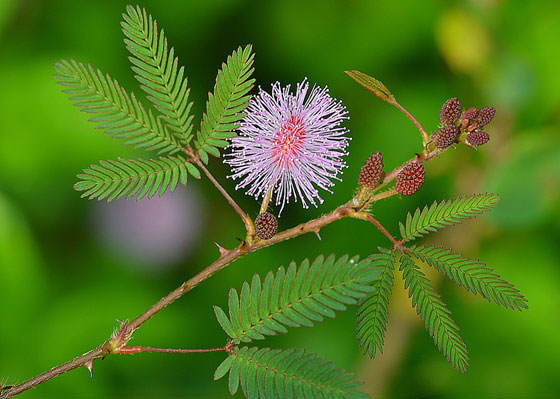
[0,347,105,398]
[259,186,273,214]
[193,158,255,238]
[117,346,227,355]
[353,212,403,250]
[371,188,397,202]
[2,130,441,397]
[392,100,430,144]
[1,201,354,398]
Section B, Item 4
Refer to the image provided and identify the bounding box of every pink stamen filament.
[272,115,305,170]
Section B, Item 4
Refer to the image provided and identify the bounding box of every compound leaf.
[400,252,469,372]
[399,194,500,242]
[74,156,199,201]
[195,45,255,163]
[218,346,369,399]
[356,249,396,358]
[122,5,194,143]
[54,59,182,154]
[214,254,379,343]
[409,245,528,311]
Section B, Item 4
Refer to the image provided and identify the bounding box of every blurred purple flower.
[225,79,350,214]
[92,187,203,271]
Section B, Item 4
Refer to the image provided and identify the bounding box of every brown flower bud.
[395,162,425,196]
[462,107,478,120]
[439,97,461,125]
[358,152,384,188]
[466,130,490,146]
[433,125,459,148]
[255,212,278,239]
[477,106,495,127]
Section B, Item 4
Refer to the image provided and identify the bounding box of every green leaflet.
[356,249,395,358]
[214,254,378,343]
[399,193,500,242]
[122,5,194,143]
[54,59,182,154]
[215,346,369,399]
[195,45,255,164]
[409,245,528,310]
[399,252,469,373]
[344,70,395,104]
[74,156,199,201]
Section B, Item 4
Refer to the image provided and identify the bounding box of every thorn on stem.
[314,230,322,241]
[84,360,94,378]
[214,242,228,256]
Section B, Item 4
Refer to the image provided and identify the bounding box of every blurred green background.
[1,0,559,397]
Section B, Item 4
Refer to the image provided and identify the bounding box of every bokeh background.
[1,0,559,397]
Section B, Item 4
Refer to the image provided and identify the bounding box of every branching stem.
[2,106,444,399]
[352,212,403,250]
[1,201,354,398]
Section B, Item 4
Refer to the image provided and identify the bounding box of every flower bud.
[466,130,490,146]
[477,106,495,127]
[255,212,278,239]
[395,162,425,196]
[439,97,461,125]
[433,125,459,148]
[358,152,384,188]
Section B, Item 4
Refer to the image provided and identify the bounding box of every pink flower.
[225,79,350,214]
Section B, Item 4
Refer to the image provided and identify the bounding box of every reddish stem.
[392,100,430,143]
[353,212,404,251]
[117,346,227,355]
[188,153,255,238]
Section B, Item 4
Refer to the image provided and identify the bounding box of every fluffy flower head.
[225,79,350,214]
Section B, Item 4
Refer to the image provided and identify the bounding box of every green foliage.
[399,193,500,242]
[214,346,368,399]
[214,254,378,343]
[399,252,469,372]
[344,70,395,104]
[121,5,194,143]
[53,59,182,154]
[74,156,200,201]
[409,245,528,310]
[195,45,255,164]
[356,249,395,358]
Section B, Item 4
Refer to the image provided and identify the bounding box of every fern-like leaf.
[356,249,395,358]
[74,156,200,201]
[399,193,500,242]
[54,59,182,154]
[195,45,255,164]
[121,5,194,142]
[399,252,469,372]
[215,346,368,399]
[213,255,378,343]
[409,246,528,310]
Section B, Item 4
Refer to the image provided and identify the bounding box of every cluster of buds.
[355,97,496,200]
[357,151,425,199]
[432,97,495,149]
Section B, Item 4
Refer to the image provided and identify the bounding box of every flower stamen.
[272,115,306,169]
